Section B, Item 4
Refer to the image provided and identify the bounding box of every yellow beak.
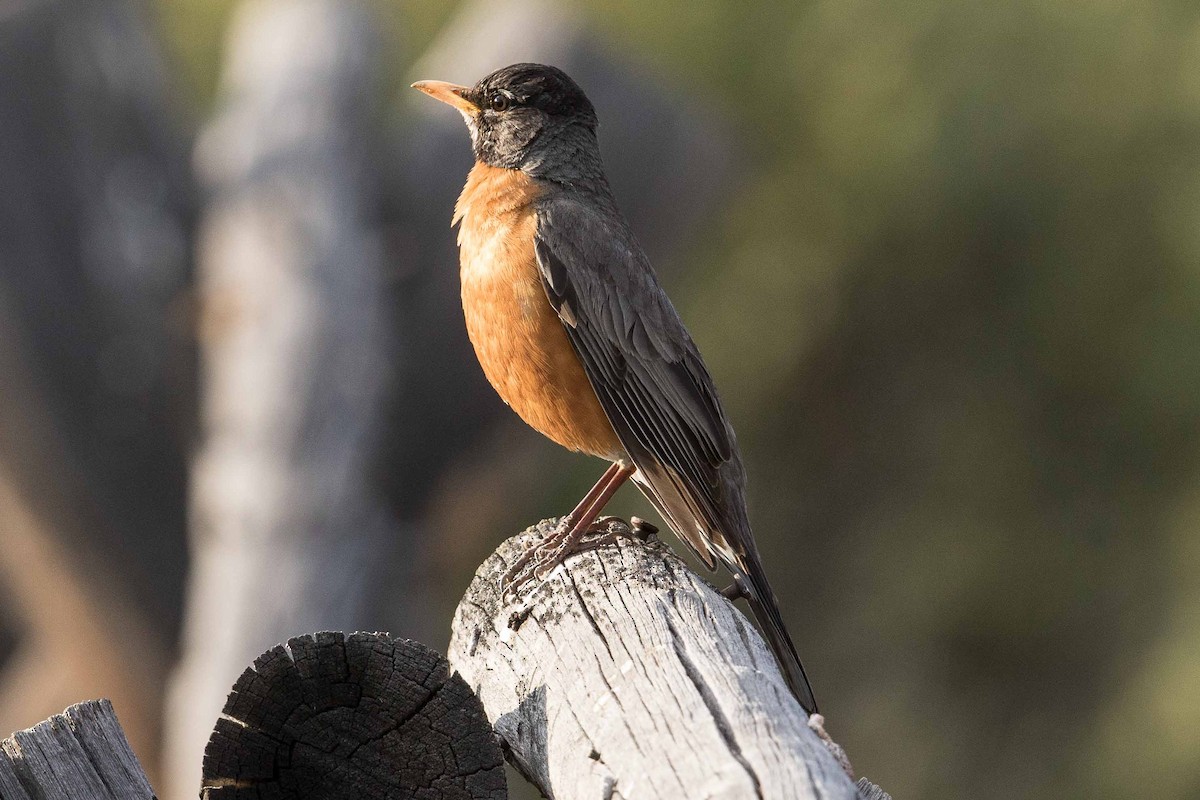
[411,80,478,113]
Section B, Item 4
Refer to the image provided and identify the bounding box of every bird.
[413,63,818,714]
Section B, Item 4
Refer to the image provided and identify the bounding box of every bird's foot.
[500,517,573,594]
[501,516,632,598]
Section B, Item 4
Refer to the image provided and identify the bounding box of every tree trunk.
[164,2,407,797]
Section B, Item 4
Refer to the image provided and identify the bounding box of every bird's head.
[413,63,600,179]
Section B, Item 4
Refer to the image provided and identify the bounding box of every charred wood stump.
[201,631,506,800]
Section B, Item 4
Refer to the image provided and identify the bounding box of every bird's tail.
[731,554,819,715]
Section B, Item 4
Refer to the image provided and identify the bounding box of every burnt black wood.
[201,632,506,800]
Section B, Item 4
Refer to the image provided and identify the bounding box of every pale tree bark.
[163,2,407,797]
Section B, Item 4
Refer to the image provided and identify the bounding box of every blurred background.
[1,0,1198,797]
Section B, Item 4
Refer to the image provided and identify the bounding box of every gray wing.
[534,194,749,569]
[536,194,821,714]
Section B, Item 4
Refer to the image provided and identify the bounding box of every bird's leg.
[522,464,635,576]
[500,462,623,590]
[502,463,635,594]
[560,461,625,532]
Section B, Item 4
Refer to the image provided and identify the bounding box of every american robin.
[413,63,818,714]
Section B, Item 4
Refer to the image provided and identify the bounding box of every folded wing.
[533,194,746,569]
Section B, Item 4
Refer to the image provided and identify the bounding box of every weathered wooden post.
[0,700,155,799]
[451,520,889,800]
[0,534,887,798]
[189,536,891,799]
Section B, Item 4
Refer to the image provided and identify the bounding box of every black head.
[413,63,602,179]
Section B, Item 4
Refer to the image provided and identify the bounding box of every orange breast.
[454,163,624,462]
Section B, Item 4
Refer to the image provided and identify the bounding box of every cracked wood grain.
[0,699,155,799]
[201,631,507,799]
[450,519,883,800]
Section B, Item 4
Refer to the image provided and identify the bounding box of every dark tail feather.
[733,557,819,715]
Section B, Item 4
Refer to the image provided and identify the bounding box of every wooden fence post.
[450,519,890,800]
[0,700,155,799]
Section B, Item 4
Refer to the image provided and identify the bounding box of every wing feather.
[533,193,823,712]
[533,196,743,568]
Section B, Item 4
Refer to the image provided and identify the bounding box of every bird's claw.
[500,516,632,599]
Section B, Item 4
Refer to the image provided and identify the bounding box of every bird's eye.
[488,93,510,112]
